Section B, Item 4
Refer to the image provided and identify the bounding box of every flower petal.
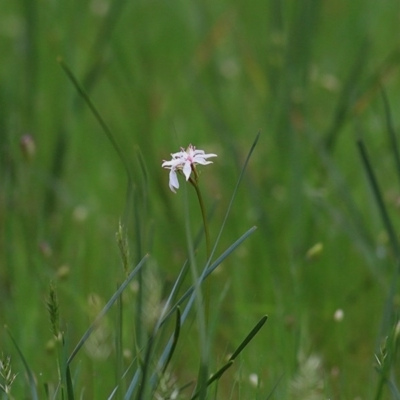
[192,157,210,165]
[183,161,192,180]
[169,169,179,193]
[162,158,184,169]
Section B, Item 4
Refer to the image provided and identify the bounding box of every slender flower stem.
[189,176,211,260]
[189,171,211,326]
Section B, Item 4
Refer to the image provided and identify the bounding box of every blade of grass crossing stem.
[381,88,400,189]
[147,227,257,394]
[67,255,148,365]
[158,261,189,327]
[147,261,190,390]
[159,226,257,327]
[6,328,38,400]
[140,308,182,398]
[148,262,189,387]
[357,140,400,259]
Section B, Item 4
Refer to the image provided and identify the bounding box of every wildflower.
[161,144,217,193]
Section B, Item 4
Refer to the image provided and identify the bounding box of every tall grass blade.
[66,365,75,400]
[190,315,267,400]
[229,315,268,361]
[357,139,400,259]
[161,307,181,375]
[115,284,123,400]
[324,41,369,151]
[265,374,284,399]
[310,131,378,277]
[183,182,208,400]
[209,131,260,264]
[358,139,400,340]
[381,88,400,188]
[123,369,141,400]
[78,0,129,99]
[58,59,131,179]
[190,361,234,400]
[58,58,135,225]
[6,328,38,400]
[67,255,148,365]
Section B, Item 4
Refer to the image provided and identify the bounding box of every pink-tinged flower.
[162,144,217,193]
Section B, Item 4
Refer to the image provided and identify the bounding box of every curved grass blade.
[358,139,400,338]
[110,272,187,399]
[161,307,181,375]
[136,307,181,400]
[58,58,134,225]
[141,226,257,396]
[67,255,148,365]
[147,263,189,389]
[6,327,38,400]
[381,88,400,189]
[58,58,132,182]
[357,139,400,259]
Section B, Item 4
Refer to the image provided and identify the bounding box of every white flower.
[162,144,217,193]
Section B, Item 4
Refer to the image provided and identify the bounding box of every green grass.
[2,1,400,398]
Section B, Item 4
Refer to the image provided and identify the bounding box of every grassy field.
[2,0,400,398]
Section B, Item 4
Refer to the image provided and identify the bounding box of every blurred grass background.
[1,0,400,398]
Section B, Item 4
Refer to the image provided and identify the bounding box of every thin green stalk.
[188,172,211,327]
[189,176,211,260]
